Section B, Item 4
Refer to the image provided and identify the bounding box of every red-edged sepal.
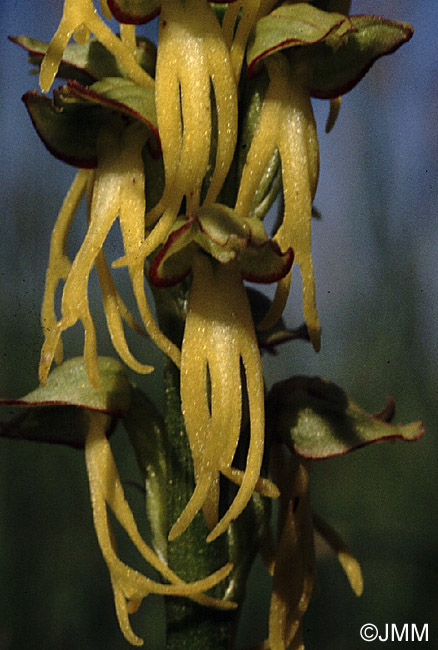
[267,375,424,459]
[247,4,413,99]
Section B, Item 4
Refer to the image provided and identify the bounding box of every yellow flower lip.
[236,53,320,349]
[85,410,236,646]
[169,254,279,543]
[38,0,154,93]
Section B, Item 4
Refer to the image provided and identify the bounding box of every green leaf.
[23,78,159,167]
[247,3,351,75]
[10,35,156,83]
[1,357,131,414]
[268,376,424,459]
[107,0,161,24]
[123,387,168,558]
[291,15,414,99]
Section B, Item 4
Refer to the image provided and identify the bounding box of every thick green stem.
[154,285,240,649]
[163,359,239,650]
[153,283,270,649]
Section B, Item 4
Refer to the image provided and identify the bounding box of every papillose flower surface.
[14,0,415,645]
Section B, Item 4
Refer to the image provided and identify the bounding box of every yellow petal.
[85,412,237,617]
[223,0,261,82]
[40,168,89,374]
[39,0,153,93]
[268,455,314,650]
[244,54,320,348]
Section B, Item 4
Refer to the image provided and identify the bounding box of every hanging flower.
[39,121,180,389]
[10,1,417,647]
[235,52,320,349]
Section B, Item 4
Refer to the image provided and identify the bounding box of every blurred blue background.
[0,1,437,648]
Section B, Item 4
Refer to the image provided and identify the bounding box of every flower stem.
[155,285,241,649]
[163,358,240,650]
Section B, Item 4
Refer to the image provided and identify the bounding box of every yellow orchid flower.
[170,254,279,543]
[40,123,180,389]
[235,53,320,350]
[39,0,153,92]
[85,410,236,646]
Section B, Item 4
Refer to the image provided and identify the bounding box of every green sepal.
[0,357,131,448]
[0,406,92,449]
[247,5,413,99]
[23,90,104,167]
[23,77,159,167]
[107,0,236,24]
[149,208,293,287]
[291,15,414,99]
[59,78,159,149]
[195,205,294,278]
[268,376,424,459]
[123,387,168,559]
[247,3,351,76]
[310,0,350,13]
[10,35,156,83]
[196,204,250,264]
[148,218,197,287]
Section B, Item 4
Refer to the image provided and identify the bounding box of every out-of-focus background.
[0,1,436,648]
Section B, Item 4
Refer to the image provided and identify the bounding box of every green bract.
[268,376,424,459]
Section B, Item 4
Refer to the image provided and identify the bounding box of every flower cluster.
[13,0,414,646]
